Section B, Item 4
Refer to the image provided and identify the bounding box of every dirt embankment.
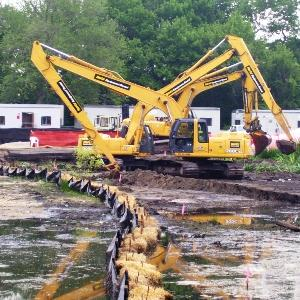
[118,170,300,203]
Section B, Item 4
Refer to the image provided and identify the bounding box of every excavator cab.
[139,125,155,154]
[169,119,208,153]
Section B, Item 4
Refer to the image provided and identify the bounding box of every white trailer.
[74,105,134,131]
[76,105,220,133]
[231,109,300,135]
[0,104,64,128]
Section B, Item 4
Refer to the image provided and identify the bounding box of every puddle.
[0,217,115,299]
[167,213,252,226]
[0,177,117,300]
[156,212,300,299]
[128,185,300,299]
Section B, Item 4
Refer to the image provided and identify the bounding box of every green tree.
[0,0,127,104]
[108,0,299,126]
[1,0,299,128]
[238,0,300,41]
[259,43,300,108]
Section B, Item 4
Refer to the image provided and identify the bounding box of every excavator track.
[121,156,244,179]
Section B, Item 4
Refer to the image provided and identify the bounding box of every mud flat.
[120,169,300,204]
[157,213,300,299]
[127,186,299,216]
[0,177,48,220]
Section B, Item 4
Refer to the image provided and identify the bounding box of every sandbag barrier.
[0,165,172,300]
[0,165,60,184]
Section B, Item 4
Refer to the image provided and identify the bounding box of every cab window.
[198,122,208,143]
[176,122,194,138]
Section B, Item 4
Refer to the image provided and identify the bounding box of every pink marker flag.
[244,267,253,279]
[181,204,186,215]
[244,267,253,290]
[118,173,122,183]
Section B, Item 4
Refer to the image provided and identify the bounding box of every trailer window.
[0,116,5,125]
[100,117,108,127]
[41,116,51,126]
[95,116,100,126]
[202,118,212,126]
[95,116,110,128]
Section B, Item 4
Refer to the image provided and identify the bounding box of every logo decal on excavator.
[165,77,192,96]
[230,141,240,148]
[204,77,228,87]
[57,80,82,113]
[94,74,131,90]
[246,66,265,94]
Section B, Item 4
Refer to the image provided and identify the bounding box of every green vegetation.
[59,180,93,200]
[40,180,95,201]
[75,147,104,171]
[245,146,300,173]
[0,0,299,127]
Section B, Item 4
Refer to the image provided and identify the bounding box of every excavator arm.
[31,41,183,146]
[31,40,237,147]
[126,70,245,138]
[177,70,245,117]
[31,42,119,171]
[226,35,296,154]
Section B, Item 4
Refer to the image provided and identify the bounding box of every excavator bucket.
[250,132,272,155]
[276,140,296,155]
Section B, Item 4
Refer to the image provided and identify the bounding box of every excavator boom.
[226,35,296,154]
[31,41,119,171]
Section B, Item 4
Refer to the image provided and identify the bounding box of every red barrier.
[30,129,119,147]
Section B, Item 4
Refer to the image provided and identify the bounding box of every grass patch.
[39,180,96,202]
[256,148,282,160]
[75,147,104,171]
[245,145,300,173]
[59,180,95,200]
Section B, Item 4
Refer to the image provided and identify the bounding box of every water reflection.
[155,212,300,299]
[170,213,252,226]
[0,215,115,299]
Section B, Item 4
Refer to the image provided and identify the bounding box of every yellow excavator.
[31,35,296,178]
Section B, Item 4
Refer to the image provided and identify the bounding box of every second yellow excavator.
[122,35,296,156]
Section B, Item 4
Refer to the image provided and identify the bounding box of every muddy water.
[0,177,117,300]
[130,186,300,299]
[159,217,300,299]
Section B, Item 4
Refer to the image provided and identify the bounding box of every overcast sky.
[1,0,21,7]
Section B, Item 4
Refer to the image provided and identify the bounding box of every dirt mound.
[122,169,200,190]
[119,169,300,203]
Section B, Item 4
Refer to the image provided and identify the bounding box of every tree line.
[0,0,299,126]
